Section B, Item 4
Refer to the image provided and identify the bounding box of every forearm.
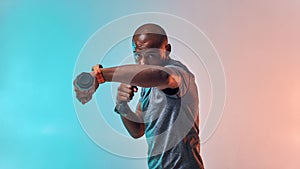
[121,116,144,139]
[116,103,144,139]
[102,64,170,88]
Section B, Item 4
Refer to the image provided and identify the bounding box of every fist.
[117,84,138,104]
[73,73,99,104]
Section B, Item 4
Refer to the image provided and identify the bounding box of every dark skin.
[92,33,182,138]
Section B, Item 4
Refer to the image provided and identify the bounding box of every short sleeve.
[165,65,191,98]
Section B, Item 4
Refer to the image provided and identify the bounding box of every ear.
[166,44,171,52]
[165,44,171,55]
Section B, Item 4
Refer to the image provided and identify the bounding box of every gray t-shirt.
[139,59,204,169]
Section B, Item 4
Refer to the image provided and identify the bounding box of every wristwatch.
[114,103,128,117]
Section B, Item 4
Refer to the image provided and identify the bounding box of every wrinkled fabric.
[140,59,204,169]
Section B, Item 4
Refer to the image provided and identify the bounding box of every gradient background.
[1,0,299,169]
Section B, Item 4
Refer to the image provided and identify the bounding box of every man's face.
[132,34,167,66]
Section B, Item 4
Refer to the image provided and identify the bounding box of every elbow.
[129,124,145,139]
[158,69,179,89]
[130,131,144,139]
[131,134,142,139]
[158,69,170,82]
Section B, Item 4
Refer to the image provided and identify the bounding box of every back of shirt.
[139,59,204,169]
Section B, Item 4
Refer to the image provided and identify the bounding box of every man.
[87,23,204,169]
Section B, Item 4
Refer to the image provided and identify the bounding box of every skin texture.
[92,24,182,138]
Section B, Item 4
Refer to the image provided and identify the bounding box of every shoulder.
[165,59,193,76]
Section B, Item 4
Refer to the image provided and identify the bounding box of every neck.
[161,56,171,66]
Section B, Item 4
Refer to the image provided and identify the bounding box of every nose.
[140,57,148,65]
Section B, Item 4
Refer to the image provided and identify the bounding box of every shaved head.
[134,23,167,37]
[132,23,171,65]
[133,23,168,49]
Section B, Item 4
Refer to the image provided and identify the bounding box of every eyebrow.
[133,48,159,53]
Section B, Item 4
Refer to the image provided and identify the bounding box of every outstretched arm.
[96,64,180,89]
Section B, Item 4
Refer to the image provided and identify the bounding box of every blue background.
[0,0,166,168]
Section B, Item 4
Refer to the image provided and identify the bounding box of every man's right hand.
[116,84,138,104]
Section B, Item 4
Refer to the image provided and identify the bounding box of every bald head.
[134,23,167,37]
[133,23,168,49]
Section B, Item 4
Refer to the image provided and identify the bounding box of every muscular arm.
[96,64,181,138]
[102,64,179,89]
